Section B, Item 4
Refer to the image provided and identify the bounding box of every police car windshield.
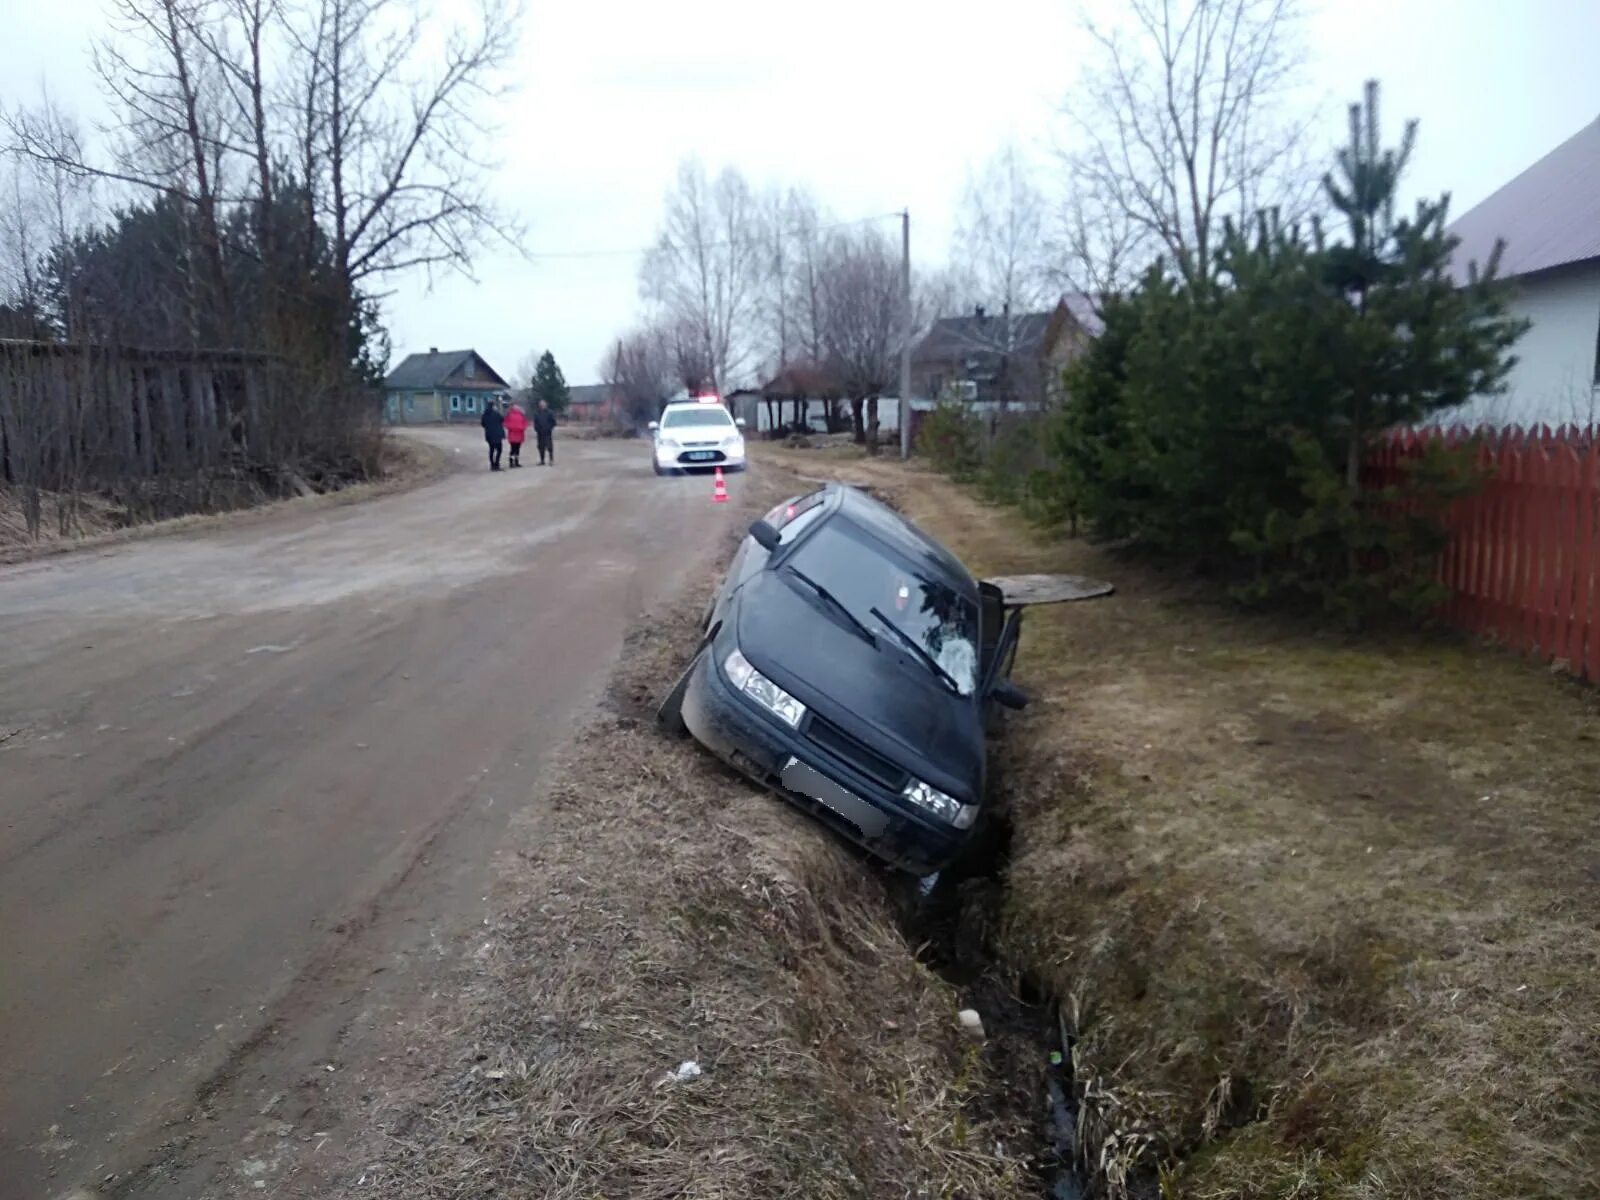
[661,407,734,429]
[787,523,979,696]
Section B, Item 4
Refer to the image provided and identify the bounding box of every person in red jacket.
[503,402,529,467]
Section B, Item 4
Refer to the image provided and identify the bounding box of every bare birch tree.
[311,0,520,293]
[639,158,765,394]
[818,226,902,454]
[1054,0,1316,295]
[952,142,1050,315]
[601,323,676,428]
[4,0,519,345]
[0,156,49,326]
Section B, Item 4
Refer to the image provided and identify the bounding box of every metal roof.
[1447,115,1600,284]
[384,349,507,391]
[913,309,1054,365]
[1060,293,1105,337]
[567,383,619,406]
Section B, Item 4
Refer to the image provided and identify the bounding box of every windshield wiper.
[869,607,962,695]
[785,567,878,647]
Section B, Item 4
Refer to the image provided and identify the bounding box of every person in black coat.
[481,398,506,471]
[532,400,557,466]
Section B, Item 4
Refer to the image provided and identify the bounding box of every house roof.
[384,348,507,390]
[761,360,844,397]
[1447,115,1600,283]
[567,383,619,406]
[1060,293,1105,338]
[913,308,1055,365]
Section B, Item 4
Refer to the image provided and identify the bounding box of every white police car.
[649,395,747,475]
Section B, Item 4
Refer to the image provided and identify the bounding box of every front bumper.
[656,443,746,470]
[679,651,967,875]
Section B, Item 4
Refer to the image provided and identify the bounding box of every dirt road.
[0,430,746,1199]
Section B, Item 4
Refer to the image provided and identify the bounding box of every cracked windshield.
[788,524,979,694]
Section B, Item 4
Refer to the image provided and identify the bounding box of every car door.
[978,582,1006,678]
[978,597,1024,729]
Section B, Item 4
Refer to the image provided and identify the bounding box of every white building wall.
[1451,261,1600,428]
[741,397,903,433]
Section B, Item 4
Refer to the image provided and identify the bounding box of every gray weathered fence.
[0,339,376,538]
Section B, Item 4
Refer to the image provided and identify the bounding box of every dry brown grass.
[762,444,1600,1199]
[352,473,1039,1200]
[0,433,445,563]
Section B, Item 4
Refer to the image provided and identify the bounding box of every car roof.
[824,485,976,596]
[661,401,732,413]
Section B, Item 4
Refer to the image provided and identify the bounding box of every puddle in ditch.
[893,805,1086,1200]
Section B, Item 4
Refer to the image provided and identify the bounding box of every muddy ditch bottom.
[893,784,1087,1200]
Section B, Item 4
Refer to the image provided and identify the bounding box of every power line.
[519,211,902,263]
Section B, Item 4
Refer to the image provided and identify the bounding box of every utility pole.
[899,208,912,460]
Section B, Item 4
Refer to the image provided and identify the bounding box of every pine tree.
[1319,80,1525,493]
[1044,78,1527,622]
[533,350,570,414]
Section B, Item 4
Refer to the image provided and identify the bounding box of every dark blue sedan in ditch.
[658,482,1029,875]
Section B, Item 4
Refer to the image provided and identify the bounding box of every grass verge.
[0,433,445,563]
[765,444,1600,1199]
[352,475,1041,1200]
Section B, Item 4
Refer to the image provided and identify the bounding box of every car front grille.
[804,715,907,790]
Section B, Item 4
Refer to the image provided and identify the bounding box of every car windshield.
[662,407,734,429]
[786,523,979,696]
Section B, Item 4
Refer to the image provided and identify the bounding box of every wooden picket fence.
[1368,424,1600,683]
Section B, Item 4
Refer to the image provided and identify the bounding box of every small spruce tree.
[533,350,571,414]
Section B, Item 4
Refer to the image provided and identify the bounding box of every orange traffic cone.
[712,467,729,504]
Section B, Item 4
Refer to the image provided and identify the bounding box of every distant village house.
[565,383,622,424]
[384,348,512,424]
[910,295,1103,412]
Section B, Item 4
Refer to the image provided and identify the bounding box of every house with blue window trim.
[382,347,512,424]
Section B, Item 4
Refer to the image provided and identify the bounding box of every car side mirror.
[734,417,747,428]
[748,519,781,552]
[991,680,1029,711]
[647,420,659,431]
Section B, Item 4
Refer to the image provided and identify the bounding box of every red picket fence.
[1368,424,1600,682]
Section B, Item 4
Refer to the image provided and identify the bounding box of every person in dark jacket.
[532,399,557,466]
[481,398,506,471]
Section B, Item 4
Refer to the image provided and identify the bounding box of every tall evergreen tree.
[1319,81,1524,493]
[533,350,570,414]
[1051,79,1527,621]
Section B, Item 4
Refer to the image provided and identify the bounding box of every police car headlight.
[902,779,978,829]
[724,649,805,728]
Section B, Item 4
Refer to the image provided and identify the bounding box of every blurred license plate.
[780,758,888,837]
[685,451,717,461]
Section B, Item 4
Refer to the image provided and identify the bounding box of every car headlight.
[659,438,679,452]
[902,779,978,829]
[724,648,806,728]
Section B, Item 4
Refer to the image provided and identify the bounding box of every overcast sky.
[5,0,1598,385]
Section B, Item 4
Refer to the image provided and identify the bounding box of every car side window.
[776,504,824,545]
[736,496,826,585]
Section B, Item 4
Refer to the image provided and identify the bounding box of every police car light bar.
[694,392,721,403]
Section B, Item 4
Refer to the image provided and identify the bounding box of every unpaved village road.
[0,430,747,1199]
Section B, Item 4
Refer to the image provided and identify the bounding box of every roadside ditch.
[338,479,1095,1200]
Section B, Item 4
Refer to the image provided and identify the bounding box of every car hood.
[733,571,984,797]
